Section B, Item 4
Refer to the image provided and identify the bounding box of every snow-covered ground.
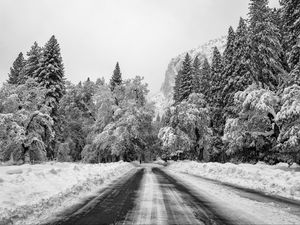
[166,169,300,225]
[0,161,135,225]
[166,160,300,200]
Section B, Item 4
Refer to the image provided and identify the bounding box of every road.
[45,164,300,225]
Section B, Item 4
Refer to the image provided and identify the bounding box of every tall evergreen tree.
[35,35,65,111]
[248,0,283,90]
[281,0,300,71]
[269,8,290,77]
[209,47,223,106]
[221,26,236,111]
[208,47,224,136]
[34,35,65,159]
[199,57,211,96]
[21,42,42,83]
[173,69,182,103]
[223,18,252,118]
[223,26,236,67]
[110,62,122,91]
[178,53,193,102]
[192,56,201,93]
[7,52,26,85]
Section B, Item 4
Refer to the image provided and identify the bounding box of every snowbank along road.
[45,164,300,225]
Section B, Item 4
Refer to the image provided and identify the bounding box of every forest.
[0,37,159,163]
[0,0,300,165]
[159,0,300,165]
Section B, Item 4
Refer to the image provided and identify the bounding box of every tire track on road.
[153,167,246,225]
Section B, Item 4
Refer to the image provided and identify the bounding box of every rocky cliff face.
[160,36,227,99]
[150,36,227,116]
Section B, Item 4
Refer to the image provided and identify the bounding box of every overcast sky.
[0,0,279,92]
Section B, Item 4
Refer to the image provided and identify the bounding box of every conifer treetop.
[7,52,26,85]
[34,35,65,104]
[110,62,122,91]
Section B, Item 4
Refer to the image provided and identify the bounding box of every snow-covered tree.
[224,84,280,163]
[81,76,155,162]
[173,69,182,103]
[159,93,212,160]
[178,53,193,102]
[110,62,122,91]
[248,0,283,90]
[199,57,211,97]
[208,47,223,106]
[209,47,224,136]
[7,52,26,85]
[192,56,201,93]
[35,35,65,111]
[22,42,42,82]
[57,80,98,161]
[223,18,252,118]
[281,0,300,71]
[276,85,300,164]
[223,26,236,67]
[0,79,54,162]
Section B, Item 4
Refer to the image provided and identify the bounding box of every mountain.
[151,36,227,116]
[160,36,227,99]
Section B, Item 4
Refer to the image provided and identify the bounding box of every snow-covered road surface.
[44,164,300,225]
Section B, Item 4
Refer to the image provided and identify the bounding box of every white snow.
[0,161,135,225]
[166,160,300,200]
[153,158,167,166]
[165,169,300,225]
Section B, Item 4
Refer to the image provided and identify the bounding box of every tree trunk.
[22,144,30,164]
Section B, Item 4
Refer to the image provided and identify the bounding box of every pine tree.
[286,62,300,86]
[199,57,211,96]
[173,69,182,103]
[110,62,122,91]
[35,35,65,106]
[223,18,252,118]
[281,0,300,71]
[269,8,290,76]
[178,53,193,102]
[248,0,283,90]
[221,26,236,111]
[192,56,201,93]
[208,47,224,136]
[21,42,42,83]
[223,26,236,67]
[7,52,26,85]
[209,47,223,106]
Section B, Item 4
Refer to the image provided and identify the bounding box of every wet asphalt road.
[45,165,300,225]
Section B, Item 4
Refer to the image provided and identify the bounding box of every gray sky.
[0,0,279,92]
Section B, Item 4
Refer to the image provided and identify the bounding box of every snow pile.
[153,158,167,166]
[0,161,134,225]
[167,161,300,200]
